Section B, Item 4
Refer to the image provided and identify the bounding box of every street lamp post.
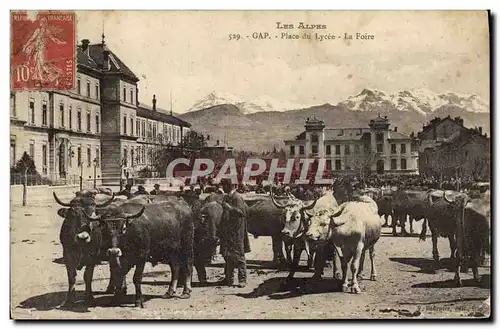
[93,158,97,188]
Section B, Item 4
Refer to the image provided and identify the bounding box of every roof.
[324,128,371,141]
[387,130,412,140]
[86,43,139,82]
[137,103,191,127]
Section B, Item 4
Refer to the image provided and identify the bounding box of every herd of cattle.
[51,182,491,309]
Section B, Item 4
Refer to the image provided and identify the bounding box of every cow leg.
[400,215,409,236]
[369,246,377,281]
[285,244,302,282]
[333,246,342,280]
[272,235,286,267]
[312,246,325,279]
[83,264,96,306]
[164,263,181,298]
[340,249,351,293]
[307,251,315,269]
[391,213,398,236]
[181,266,193,298]
[409,217,414,234]
[133,261,146,307]
[453,248,462,287]
[105,267,115,294]
[284,242,293,268]
[357,248,366,280]
[431,230,440,265]
[351,243,364,294]
[381,214,388,227]
[448,235,457,260]
[61,263,77,307]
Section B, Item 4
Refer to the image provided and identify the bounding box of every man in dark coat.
[219,178,250,287]
[150,183,161,195]
[117,183,133,198]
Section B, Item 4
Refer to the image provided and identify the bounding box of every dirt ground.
[10,204,491,320]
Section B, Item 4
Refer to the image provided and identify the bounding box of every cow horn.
[427,191,435,207]
[83,210,102,221]
[270,188,287,209]
[443,191,454,203]
[53,192,71,207]
[304,240,311,258]
[124,205,145,220]
[302,197,318,211]
[96,193,115,207]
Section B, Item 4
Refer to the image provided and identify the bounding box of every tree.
[11,152,38,206]
[342,150,378,185]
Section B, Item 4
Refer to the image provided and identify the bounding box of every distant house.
[418,116,490,180]
[284,115,419,176]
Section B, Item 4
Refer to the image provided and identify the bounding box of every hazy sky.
[76,10,490,113]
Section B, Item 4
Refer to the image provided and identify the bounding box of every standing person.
[150,183,161,195]
[218,178,250,288]
[117,183,133,199]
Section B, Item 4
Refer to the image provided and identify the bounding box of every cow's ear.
[57,208,67,218]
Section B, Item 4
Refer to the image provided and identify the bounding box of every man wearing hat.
[134,185,149,196]
[150,184,161,195]
[117,183,133,199]
[218,178,250,287]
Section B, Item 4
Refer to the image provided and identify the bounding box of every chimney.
[136,88,139,106]
[216,140,219,146]
[207,135,210,141]
[394,127,398,132]
[81,39,90,51]
[152,95,157,111]
[479,127,483,135]
[384,116,387,119]
[102,48,110,70]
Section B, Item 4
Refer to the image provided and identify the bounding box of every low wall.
[10,184,83,206]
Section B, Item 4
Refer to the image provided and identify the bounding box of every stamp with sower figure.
[11,11,75,91]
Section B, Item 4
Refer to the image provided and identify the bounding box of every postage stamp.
[10,11,75,91]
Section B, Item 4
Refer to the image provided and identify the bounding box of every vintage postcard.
[10,10,491,320]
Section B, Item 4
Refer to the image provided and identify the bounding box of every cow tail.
[419,219,427,242]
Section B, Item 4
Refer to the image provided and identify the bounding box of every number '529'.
[228,34,241,41]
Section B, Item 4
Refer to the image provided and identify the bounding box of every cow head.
[306,208,331,241]
[54,191,115,245]
[271,188,318,239]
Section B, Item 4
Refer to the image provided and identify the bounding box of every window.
[77,79,81,94]
[326,159,332,170]
[123,148,128,166]
[10,139,16,167]
[345,145,350,155]
[311,134,318,143]
[142,121,146,137]
[123,116,127,134]
[11,93,16,117]
[68,147,72,167]
[376,132,384,142]
[290,145,295,156]
[87,146,91,167]
[391,159,397,170]
[42,144,47,174]
[335,145,341,155]
[335,159,342,170]
[391,144,397,154]
[123,87,127,102]
[131,148,134,166]
[401,158,407,170]
[401,143,406,154]
[95,84,99,100]
[142,147,145,165]
[377,143,383,153]
[77,147,82,166]
[95,114,100,133]
[87,112,91,132]
[355,145,360,154]
[86,81,91,97]
[29,100,35,124]
[364,144,370,153]
[42,102,47,126]
[130,89,134,104]
[311,144,318,154]
[153,123,157,141]
[326,145,331,155]
[29,141,35,159]
[299,145,305,155]
[130,118,134,136]
[77,109,82,131]
[136,119,140,136]
[95,147,100,167]
[148,122,152,138]
[69,106,72,129]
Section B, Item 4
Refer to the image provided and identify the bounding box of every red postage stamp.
[11,11,75,91]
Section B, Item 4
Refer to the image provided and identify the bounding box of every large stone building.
[10,36,190,185]
[284,116,419,175]
[418,116,490,180]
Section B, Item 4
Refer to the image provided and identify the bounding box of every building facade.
[284,116,419,175]
[10,37,190,185]
[418,116,490,180]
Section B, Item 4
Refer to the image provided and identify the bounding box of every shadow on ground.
[17,291,162,313]
[234,277,342,300]
[411,274,490,289]
[390,257,456,274]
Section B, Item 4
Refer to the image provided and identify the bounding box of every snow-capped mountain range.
[187,89,489,115]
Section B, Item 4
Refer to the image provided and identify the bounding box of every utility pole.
[79,159,83,191]
[93,158,97,188]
